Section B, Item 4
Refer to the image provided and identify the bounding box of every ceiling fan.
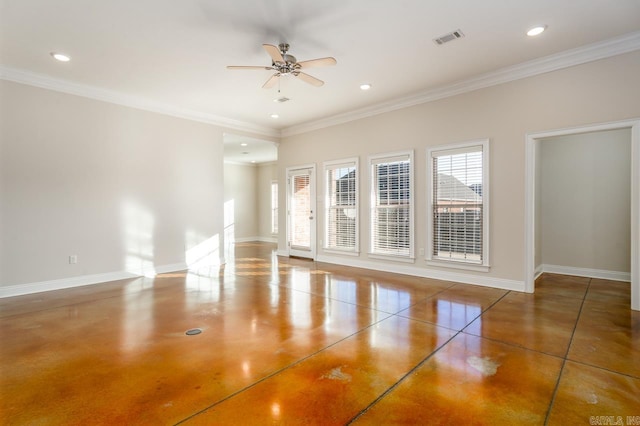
[227,43,337,88]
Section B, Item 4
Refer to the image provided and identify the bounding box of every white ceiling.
[2,0,640,142]
[224,133,277,164]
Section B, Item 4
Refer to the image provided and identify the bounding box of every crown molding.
[3,31,640,140]
[281,31,640,137]
[0,66,280,139]
[223,159,259,166]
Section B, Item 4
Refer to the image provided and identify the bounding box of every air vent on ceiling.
[433,29,465,45]
[274,97,290,103]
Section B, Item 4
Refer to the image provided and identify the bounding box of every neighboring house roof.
[436,173,482,203]
[335,169,481,204]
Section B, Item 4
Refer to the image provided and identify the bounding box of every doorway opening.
[525,119,640,310]
[223,133,278,260]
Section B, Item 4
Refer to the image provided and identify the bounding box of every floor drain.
[185,328,202,336]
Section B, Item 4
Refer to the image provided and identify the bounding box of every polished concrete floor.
[1,242,638,425]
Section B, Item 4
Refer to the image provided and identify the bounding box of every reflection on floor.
[1,242,638,425]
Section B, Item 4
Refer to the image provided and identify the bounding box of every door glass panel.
[291,174,311,249]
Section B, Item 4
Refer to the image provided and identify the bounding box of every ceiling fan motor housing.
[269,43,296,74]
[273,54,300,75]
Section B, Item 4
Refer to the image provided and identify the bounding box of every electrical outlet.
[69,255,78,264]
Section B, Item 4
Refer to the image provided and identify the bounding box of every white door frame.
[286,164,317,260]
[524,119,640,311]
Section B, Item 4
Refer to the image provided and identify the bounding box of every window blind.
[371,155,412,257]
[325,161,357,252]
[431,147,483,263]
[291,174,311,248]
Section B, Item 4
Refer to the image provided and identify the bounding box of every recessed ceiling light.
[527,26,547,37]
[360,83,372,91]
[50,52,71,62]
[270,114,279,119]
[240,143,248,147]
[251,160,256,163]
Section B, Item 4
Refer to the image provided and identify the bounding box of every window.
[271,181,278,234]
[324,158,358,254]
[369,151,414,259]
[427,140,489,270]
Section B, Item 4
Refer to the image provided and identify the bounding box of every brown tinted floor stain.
[0,242,638,425]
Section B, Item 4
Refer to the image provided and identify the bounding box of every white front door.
[287,165,316,259]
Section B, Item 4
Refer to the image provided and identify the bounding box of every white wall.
[0,80,228,291]
[540,129,631,275]
[223,163,258,242]
[3,50,640,296]
[222,162,278,246]
[278,50,640,289]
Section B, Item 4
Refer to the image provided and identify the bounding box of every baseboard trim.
[541,264,631,282]
[257,237,278,243]
[534,264,544,281]
[0,271,137,298]
[156,262,188,274]
[233,237,259,243]
[0,262,190,298]
[233,237,278,244]
[316,254,525,292]
[2,252,540,299]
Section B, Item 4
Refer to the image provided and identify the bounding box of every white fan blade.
[262,73,280,89]
[297,57,337,69]
[263,44,284,63]
[294,72,324,87]
[227,66,273,70]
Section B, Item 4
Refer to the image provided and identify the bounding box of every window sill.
[368,253,415,263]
[425,259,490,273]
[323,249,360,257]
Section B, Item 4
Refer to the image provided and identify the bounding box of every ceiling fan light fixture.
[527,25,547,36]
[360,83,372,91]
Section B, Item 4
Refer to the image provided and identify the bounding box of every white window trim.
[426,139,490,272]
[270,180,278,235]
[368,150,415,261]
[323,157,360,255]
[368,253,416,263]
